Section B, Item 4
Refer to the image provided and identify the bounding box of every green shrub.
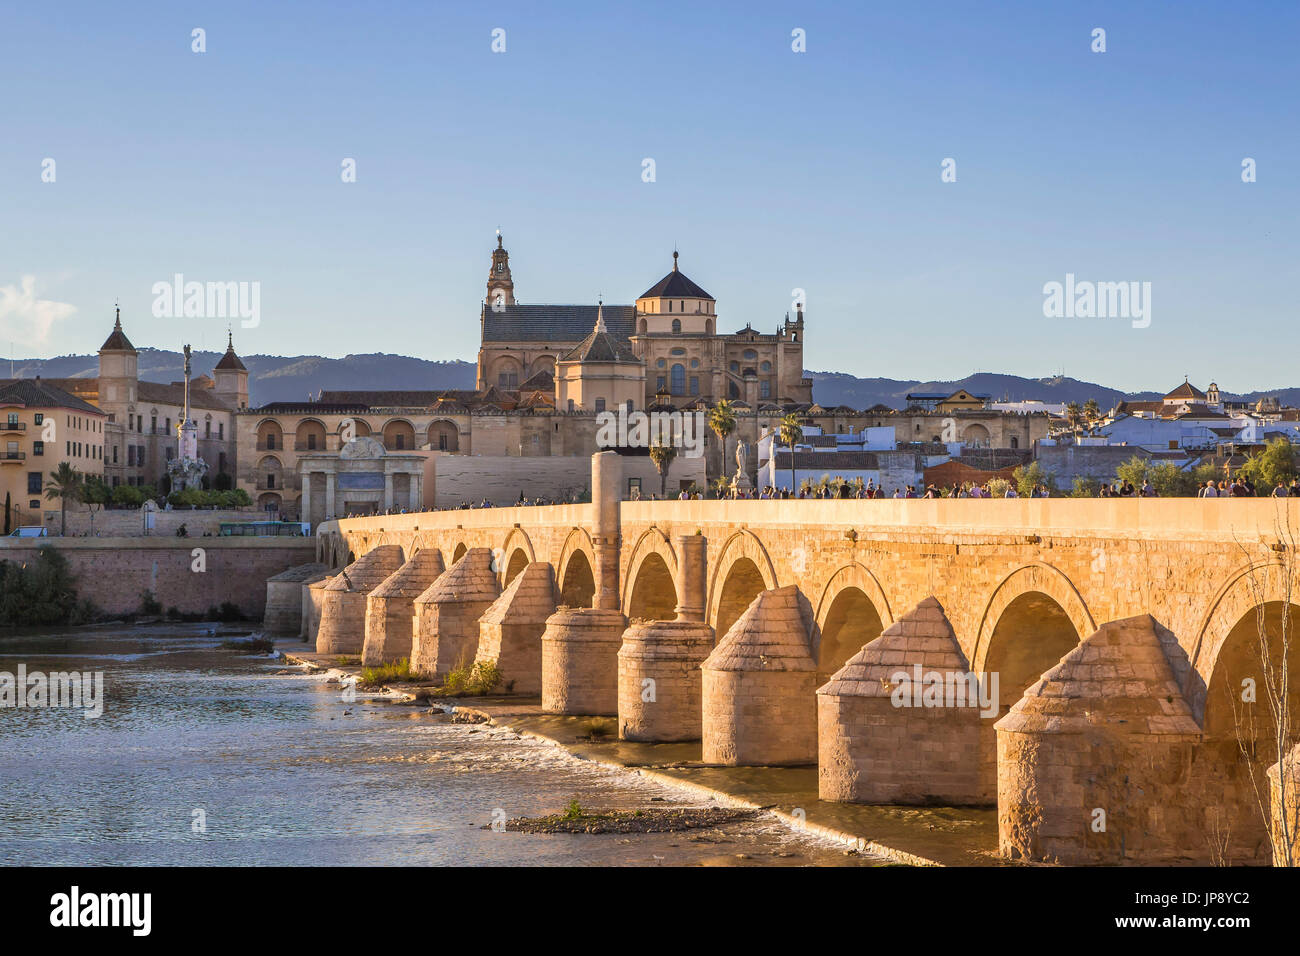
[360,657,413,687]
[0,548,96,626]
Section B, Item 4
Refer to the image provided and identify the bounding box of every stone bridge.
[294,453,1300,865]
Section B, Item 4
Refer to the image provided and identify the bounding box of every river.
[0,624,879,867]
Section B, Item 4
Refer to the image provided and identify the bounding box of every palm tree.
[45,462,83,536]
[649,440,678,498]
[707,399,737,484]
[779,413,803,494]
[1083,398,1101,424]
[1064,401,1083,433]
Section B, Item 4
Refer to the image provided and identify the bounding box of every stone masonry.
[410,548,500,679]
[817,596,996,806]
[701,585,818,766]
[315,545,405,655]
[996,614,1203,865]
[474,561,557,694]
[363,548,446,666]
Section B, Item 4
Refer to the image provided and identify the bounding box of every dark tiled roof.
[1115,400,1164,415]
[317,390,442,407]
[805,435,838,447]
[638,264,713,301]
[481,304,636,343]
[774,451,881,470]
[518,369,554,391]
[560,324,642,364]
[137,380,233,412]
[100,313,136,352]
[214,345,246,371]
[0,378,104,415]
[1164,381,1206,400]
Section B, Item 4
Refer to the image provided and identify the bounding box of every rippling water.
[0,625,876,866]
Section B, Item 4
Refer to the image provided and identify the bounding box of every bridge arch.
[498,527,536,587]
[707,530,778,639]
[451,542,468,564]
[812,562,893,680]
[971,562,1094,714]
[622,529,679,620]
[1190,559,1300,862]
[557,527,597,608]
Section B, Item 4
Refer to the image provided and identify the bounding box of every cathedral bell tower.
[486,230,515,309]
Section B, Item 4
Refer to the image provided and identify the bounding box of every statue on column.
[733,438,753,492]
[165,343,209,492]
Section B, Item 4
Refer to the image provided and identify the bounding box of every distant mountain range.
[7,348,1294,411]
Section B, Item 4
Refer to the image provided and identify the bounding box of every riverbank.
[278,639,1002,867]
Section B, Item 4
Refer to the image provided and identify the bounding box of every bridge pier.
[701,585,817,766]
[817,597,996,806]
[475,562,556,695]
[302,574,334,643]
[316,546,405,655]
[542,452,627,715]
[411,548,500,679]
[363,549,445,666]
[618,533,713,741]
[264,563,329,635]
[996,615,1203,864]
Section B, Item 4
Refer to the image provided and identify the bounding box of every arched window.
[760,361,772,372]
[690,357,699,368]
[671,364,686,395]
[743,349,758,361]
[657,358,666,368]
[729,361,740,373]
[671,319,681,334]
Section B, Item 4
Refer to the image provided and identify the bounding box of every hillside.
[6,349,1282,411]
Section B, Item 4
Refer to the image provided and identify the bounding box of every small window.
[28,472,42,495]
[670,347,686,356]
[33,441,43,456]
[595,398,606,413]
[657,358,666,368]
[671,319,681,334]
[628,477,642,496]
[33,413,43,425]
[690,358,699,368]
[690,377,699,396]
[761,361,771,372]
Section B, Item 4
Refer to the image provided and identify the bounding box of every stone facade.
[363,548,445,665]
[0,537,312,618]
[315,545,405,655]
[818,596,995,806]
[410,548,499,678]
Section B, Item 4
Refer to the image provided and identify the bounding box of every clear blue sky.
[2,0,1296,393]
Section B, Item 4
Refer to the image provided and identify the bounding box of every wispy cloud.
[0,276,77,351]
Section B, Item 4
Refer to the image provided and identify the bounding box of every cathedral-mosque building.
[477,235,813,409]
[233,235,1047,518]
